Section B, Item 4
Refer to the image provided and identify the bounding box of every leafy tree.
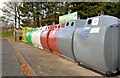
[1,2,119,29]
[1,1,22,29]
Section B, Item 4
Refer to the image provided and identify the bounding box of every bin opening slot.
[71,22,74,26]
[66,22,69,26]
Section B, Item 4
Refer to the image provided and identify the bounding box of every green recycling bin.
[25,28,35,46]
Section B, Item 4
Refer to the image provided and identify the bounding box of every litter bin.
[31,26,46,49]
[73,15,119,75]
[40,25,55,52]
[26,28,35,46]
[56,20,86,62]
[22,27,31,43]
[48,23,65,56]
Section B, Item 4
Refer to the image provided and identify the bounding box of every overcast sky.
[0,0,9,17]
[0,1,4,17]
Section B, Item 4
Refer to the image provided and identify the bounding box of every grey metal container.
[56,20,85,62]
[73,15,119,74]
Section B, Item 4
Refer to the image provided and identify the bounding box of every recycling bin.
[40,25,55,52]
[22,28,25,40]
[48,23,65,56]
[73,15,119,75]
[31,26,46,49]
[26,28,35,46]
[22,27,31,43]
[56,20,86,62]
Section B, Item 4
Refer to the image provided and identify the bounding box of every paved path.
[2,39,24,76]
[0,39,2,77]
[13,42,101,76]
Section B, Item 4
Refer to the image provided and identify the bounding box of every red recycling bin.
[40,25,55,52]
[48,23,65,56]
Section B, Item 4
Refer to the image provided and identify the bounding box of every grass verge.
[0,30,14,42]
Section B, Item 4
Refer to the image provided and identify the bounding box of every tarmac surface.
[2,39,24,76]
[13,41,101,76]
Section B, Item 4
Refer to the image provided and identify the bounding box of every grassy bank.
[0,30,14,42]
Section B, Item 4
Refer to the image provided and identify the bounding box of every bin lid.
[85,15,118,27]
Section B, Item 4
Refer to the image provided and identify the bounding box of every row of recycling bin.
[22,15,120,76]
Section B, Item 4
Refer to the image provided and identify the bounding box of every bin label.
[90,27,100,33]
[80,28,91,38]
[84,27,90,30]
[92,18,99,25]
[59,12,77,24]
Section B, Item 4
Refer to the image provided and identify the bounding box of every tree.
[1,1,22,29]
[2,2,119,29]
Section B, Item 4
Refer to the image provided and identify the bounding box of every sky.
[0,1,4,16]
[0,0,9,17]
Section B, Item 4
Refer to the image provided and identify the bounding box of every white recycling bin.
[31,26,46,49]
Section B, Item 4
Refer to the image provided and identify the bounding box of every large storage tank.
[57,20,86,62]
[26,28,35,45]
[73,15,119,75]
[48,23,65,56]
[22,27,31,43]
[31,26,46,49]
[40,25,55,52]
